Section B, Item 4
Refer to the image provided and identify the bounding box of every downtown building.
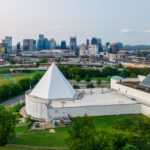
[37,34,50,50]
[4,36,12,54]
[69,37,77,52]
[23,39,36,51]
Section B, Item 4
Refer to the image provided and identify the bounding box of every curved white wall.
[25,94,47,120]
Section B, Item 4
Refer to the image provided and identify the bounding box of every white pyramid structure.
[30,63,76,100]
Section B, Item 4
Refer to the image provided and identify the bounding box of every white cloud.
[143,29,150,33]
[120,29,134,34]
[50,25,62,29]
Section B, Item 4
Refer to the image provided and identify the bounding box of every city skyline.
[0,0,150,45]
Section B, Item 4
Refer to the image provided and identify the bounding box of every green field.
[10,115,138,148]
[0,71,44,86]
[0,114,142,150]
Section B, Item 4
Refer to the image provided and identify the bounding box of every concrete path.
[19,106,27,124]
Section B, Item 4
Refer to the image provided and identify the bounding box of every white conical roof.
[30,63,76,100]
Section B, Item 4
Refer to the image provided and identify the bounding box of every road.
[1,95,25,107]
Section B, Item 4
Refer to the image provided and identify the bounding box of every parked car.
[61,117,71,125]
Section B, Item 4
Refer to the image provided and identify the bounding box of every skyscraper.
[49,38,56,50]
[16,42,21,51]
[111,42,123,53]
[23,39,36,51]
[5,36,12,53]
[86,39,90,49]
[91,37,103,52]
[37,34,44,51]
[37,34,50,50]
[61,41,67,49]
[70,37,77,52]
[88,45,99,56]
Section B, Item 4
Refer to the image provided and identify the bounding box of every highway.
[1,95,25,107]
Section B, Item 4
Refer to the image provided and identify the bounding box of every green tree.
[73,84,80,89]
[75,75,81,82]
[40,58,48,63]
[111,132,129,150]
[102,66,119,77]
[0,105,17,145]
[87,83,94,89]
[85,75,91,83]
[19,78,32,91]
[26,116,34,128]
[31,73,43,86]
[67,115,96,150]
[113,115,150,150]
[96,78,101,86]
[93,131,114,150]
[123,144,139,150]
[130,73,137,78]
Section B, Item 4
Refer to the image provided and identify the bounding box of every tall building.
[86,39,90,49]
[49,38,56,50]
[5,36,12,53]
[0,42,5,57]
[37,34,50,50]
[91,37,103,52]
[23,39,36,51]
[70,37,77,52]
[61,41,67,49]
[111,42,123,53]
[37,34,44,50]
[88,45,99,56]
[79,44,88,56]
[16,42,21,51]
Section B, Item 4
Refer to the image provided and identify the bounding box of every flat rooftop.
[51,88,138,108]
[120,82,150,94]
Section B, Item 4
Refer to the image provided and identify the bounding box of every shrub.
[87,83,94,88]
[85,75,91,83]
[73,84,80,89]
[12,103,25,113]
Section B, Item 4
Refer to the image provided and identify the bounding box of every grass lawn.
[0,71,44,86]
[10,114,139,148]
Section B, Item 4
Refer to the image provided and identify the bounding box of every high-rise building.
[43,38,50,50]
[0,42,5,57]
[79,44,88,56]
[61,41,67,49]
[86,39,90,49]
[91,37,98,45]
[37,34,44,50]
[88,45,99,56]
[91,37,103,52]
[105,42,111,52]
[37,34,50,50]
[5,36,12,53]
[16,42,21,51]
[111,42,123,53]
[23,39,36,51]
[49,38,56,50]
[70,37,77,52]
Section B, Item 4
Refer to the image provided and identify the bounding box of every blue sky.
[0,0,150,45]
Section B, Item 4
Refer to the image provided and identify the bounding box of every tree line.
[59,65,150,80]
[0,73,43,103]
[67,115,150,150]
